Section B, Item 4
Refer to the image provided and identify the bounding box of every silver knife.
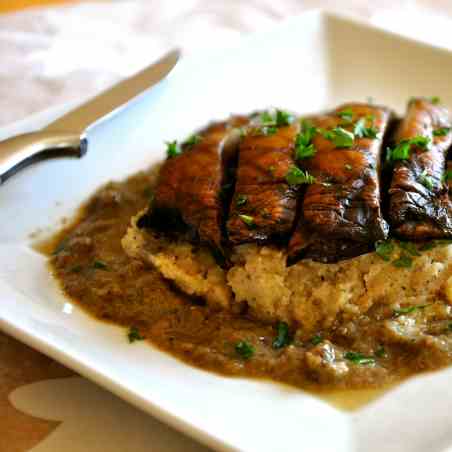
[0,49,180,185]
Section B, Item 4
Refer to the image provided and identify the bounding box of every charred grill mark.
[288,103,394,263]
[388,98,452,239]
[227,119,300,245]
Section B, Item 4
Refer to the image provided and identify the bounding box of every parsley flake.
[354,117,379,139]
[390,141,411,161]
[398,241,421,256]
[295,120,318,160]
[93,260,108,270]
[444,170,452,183]
[375,346,387,358]
[69,265,83,273]
[296,143,316,159]
[433,127,451,137]
[260,111,273,124]
[166,140,181,158]
[337,108,354,124]
[323,127,355,148]
[272,322,292,349]
[392,254,412,268]
[389,136,430,162]
[393,304,430,317]
[311,334,323,345]
[184,134,202,147]
[430,96,441,105]
[419,170,434,190]
[235,341,254,360]
[236,194,248,207]
[375,240,394,261]
[238,214,255,228]
[410,135,430,148]
[276,109,294,127]
[344,351,375,366]
[128,326,144,343]
[286,166,316,185]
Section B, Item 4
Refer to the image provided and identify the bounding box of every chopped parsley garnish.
[433,127,451,137]
[337,108,353,124]
[69,265,83,273]
[295,120,317,160]
[286,166,316,185]
[260,111,273,123]
[410,135,431,148]
[392,254,412,268]
[260,109,294,129]
[419,170,434,190]
[275,109,294,127]
[128,326,144,343]
[344,351,375,365]
[353,117,379,139]
[375,346,387,358]
[235,341,255,360]
[398,241,421,256]
[430,96,441,105]
[259,125,277,136]
[272,322,292,349]
[375,240,394,261]
[444,170,452,183]
[236,194,248,207]
[166,140,181,158]
[184,134,202,147]
[296,143,316,159]
[389,136,430,162]
[322,127,355,148]
[93,260,108,270]
[344,163,353,171]
[311,334,323,345]
[238,214,255,228]
[393,304,429,317]
[390,141,411,161]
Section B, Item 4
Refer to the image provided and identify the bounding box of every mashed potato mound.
[123,215,452,334]
[122,211,232,309]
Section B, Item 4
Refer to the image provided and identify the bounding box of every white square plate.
[2,10,452,452]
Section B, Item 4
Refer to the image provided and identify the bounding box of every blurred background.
[2,0,452,127]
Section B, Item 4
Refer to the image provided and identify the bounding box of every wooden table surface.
[0,0,75,13]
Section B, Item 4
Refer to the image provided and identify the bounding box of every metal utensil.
[0,49,180,185]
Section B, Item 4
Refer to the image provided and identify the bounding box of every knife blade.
[0,49,180,185]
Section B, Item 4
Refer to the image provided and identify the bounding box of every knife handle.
[0,131,87,185]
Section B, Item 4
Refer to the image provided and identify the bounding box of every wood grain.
[0,332,74,452]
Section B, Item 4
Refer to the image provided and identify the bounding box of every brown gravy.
[41,169,452,410]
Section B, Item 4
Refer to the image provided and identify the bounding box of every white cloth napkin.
[2,0,452,127]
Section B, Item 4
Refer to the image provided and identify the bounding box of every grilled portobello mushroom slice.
[138,117,247,252]
[288,103,394,263]
[388,98,452,239]
[227,110,300,245]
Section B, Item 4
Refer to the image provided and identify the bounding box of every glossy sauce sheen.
[46,171,452,408]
